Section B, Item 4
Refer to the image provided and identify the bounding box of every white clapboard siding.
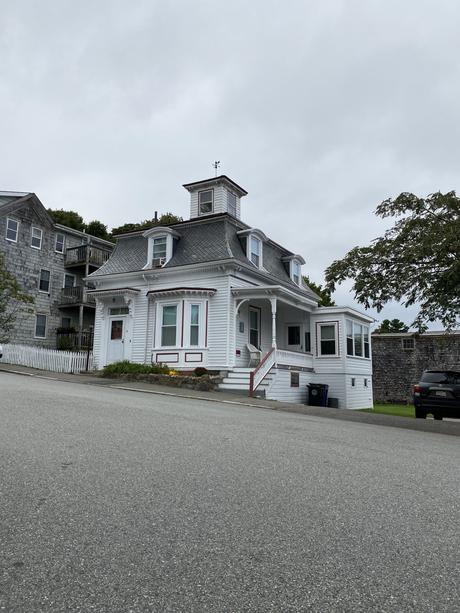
[1,344,93,373]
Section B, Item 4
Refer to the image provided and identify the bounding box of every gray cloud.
[1,0,458,328]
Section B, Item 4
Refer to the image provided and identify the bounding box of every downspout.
[143,274,151,364]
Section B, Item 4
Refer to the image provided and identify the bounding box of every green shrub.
[194,367,208,377]
[101,360,170,377]
[57,336,75,351]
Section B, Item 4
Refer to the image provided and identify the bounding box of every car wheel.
[415,408,426,419]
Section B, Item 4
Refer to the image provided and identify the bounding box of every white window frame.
[346,319,371,359]
[198,189,214,215]
[156,302,181,348]
[34,314,47,339]
[55,233,65,253]
[316,322,339,357]
[185,301,206,348]
[291,260,301,286]
[250,236,262,268]
[152,236,167,260]
[6,218,19,243]
[31,226,43,250]
[39,269,51,293]
[402,338,415,351]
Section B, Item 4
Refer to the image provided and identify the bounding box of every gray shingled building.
[0,191,113,347]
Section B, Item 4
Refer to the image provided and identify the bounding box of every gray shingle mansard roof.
[90,214,319,301]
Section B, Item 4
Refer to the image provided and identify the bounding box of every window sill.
[346,354,371,360]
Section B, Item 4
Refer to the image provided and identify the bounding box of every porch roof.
[231,285,317,311]
[87,287,141,299]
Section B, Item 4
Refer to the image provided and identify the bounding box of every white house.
[88,175,373,409]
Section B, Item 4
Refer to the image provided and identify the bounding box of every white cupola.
[183,175,248,220]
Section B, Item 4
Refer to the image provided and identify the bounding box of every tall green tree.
[111,212,183,236]
[303,275,335,306]
[48,209,85,232]
[0,254,34,342]
[325,191,460,331]
[86,220,112,242]
[374,319,409,334]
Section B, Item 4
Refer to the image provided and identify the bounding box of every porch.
[232,285,316,371]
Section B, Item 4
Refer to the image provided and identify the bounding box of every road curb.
[1,365,459,436]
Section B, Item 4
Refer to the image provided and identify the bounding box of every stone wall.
[372,334,460,403]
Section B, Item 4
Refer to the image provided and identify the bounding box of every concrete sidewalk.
[1,363,459,436]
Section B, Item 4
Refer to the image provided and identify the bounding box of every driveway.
[0,372,458,612]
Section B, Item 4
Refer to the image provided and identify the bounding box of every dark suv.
[413,370,460,420]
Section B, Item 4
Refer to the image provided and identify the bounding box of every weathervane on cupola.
[213,160,220,177]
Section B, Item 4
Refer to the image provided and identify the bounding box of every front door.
[249,307,261,349]
[287,324,302,352]
[107,317,126,364]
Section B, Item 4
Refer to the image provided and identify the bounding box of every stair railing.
[249,348,276,397]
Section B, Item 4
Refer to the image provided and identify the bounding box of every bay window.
[346,320,370,358]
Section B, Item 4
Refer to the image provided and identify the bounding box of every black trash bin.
[307,383,329,407]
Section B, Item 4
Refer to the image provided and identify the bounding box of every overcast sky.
[1,0,458,328]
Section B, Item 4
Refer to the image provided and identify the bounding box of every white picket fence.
[1,344,93,374]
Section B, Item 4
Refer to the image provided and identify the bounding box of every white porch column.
[270,297,277,349]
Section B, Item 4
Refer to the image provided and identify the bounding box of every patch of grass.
[101,360,170,377]
[360,403,415,418]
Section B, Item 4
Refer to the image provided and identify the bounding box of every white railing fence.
[275,349,313,369]
[1,344,93,374]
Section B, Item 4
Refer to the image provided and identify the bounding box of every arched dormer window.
[282,254,306,286]
[237,228,268,269]
[143,226,180,269]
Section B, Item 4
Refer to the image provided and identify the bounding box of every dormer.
[183,175,248,220]
[143,226,180,269]
[237,228,268,269]
[281,254,306,286]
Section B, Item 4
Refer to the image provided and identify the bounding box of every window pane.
[64,274,75,288]
[39,269,50,292]
[250,329,259,347]
[35,315,46,338]
[249,309,258,329]
[320,325,335,341]
[31,227,42,248]
[321,340,336,355]
[354,324,363,356]
[190,304,199,325]
[288,326,300,345]
[347,337,354,355]
[110,320,123,340]
[199,190,213,214]
[190,326,199,346]
[6,219,18,241]
[251,253,260,267]
[251,237,260,255]
[364,326,370,358]
[162,305,177,326]
[55,233,65,252]
[304,331,311,352]
[161,326,176,346]
[153,237,167,259]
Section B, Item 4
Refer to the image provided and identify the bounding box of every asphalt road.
[0,372,459,613]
